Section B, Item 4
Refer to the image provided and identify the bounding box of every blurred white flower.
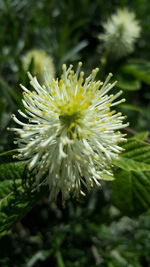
[22,49,55,85]
[11,63,128,202]
[99,9,141,59]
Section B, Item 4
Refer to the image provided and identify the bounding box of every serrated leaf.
[112,170,150,215]
[0,154,48,237]
[112,137,150,216]
[121,137,150,164]
[0,180,47,237]
[134,131,149,141]
[0,161,26,181]
[113,157,150,172]
[0,179,21,199]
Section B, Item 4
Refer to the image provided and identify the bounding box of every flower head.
[99,9,141,59]
[22,49,55,85]
[12,63,128,202]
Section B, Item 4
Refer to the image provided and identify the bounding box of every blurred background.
[0,0,150,266]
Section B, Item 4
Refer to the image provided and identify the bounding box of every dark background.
[0,0,150,266]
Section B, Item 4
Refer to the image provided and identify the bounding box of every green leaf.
[0,161,26,181]
[0,77,21,107]
[112,137,150,216]
[102,173,114,181]
[113,157,150,172]
[112,170,150,215]
[134,131,149,141]
[120,104,142,113]
[121,137,150,164]
[0,178,47,237]
[0,179,21,199]
[0,154,48,237]
[116,72,141,90]
[60,40,88,63]
[121,59,150,85]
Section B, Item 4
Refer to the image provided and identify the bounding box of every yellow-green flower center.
[59,112,81,126]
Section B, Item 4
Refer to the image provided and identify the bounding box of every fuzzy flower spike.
[11,63,128,202]
[99,9,141,59]
[22,49,55,85]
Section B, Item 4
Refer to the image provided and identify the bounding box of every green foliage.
[0,178,47,237]
[1,195,150,266]
[112,137,150,215]
[1,136,150,237]
[121,59,150,85]
[120,103,142,113]
[0,151,47,236]
[116,72,141,91]
[135,131,149,140]
[113,157,150,172]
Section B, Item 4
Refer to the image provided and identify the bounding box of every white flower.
[22,49,55,85]
[11,62,128,202]
[99,9,141,59]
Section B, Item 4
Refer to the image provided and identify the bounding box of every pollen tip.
[78,61,82,67]
[62,64,66,70]
[27,72,32,79]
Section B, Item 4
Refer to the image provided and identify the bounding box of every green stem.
[55,251,65,267]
